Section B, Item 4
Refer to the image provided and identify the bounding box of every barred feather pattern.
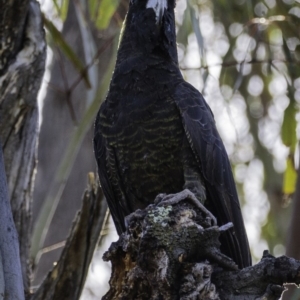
[94,0,251,269]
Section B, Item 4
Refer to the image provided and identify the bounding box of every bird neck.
[116,7,178,66]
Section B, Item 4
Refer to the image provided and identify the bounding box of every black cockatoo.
[94,0,251,268]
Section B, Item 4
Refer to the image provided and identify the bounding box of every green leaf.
[89,0,100,21]
[52,0,61,16]
[177,7,193,46]
[61,0,69,21]
[42,14,91,88]
[74,2,98,107]
[31,34,120,263]
[52,0,69,21]
[282,86,298,195]
[283,157,297,195]
[95,0,120,29]
[281,95,297,153]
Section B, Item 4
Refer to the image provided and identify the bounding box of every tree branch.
[31,174,107,300]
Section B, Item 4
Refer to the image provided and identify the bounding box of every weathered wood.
[0,0,46,292]
[31,174,107,300]
[213,252,298,299]
[0,0,30,76]
[32,0,127,284]
[103,190,299,300]
[0,144,24,300]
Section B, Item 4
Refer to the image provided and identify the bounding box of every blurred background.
[32,0,300,298]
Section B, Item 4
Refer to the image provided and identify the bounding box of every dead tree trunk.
[0,0,46,294]
[32,0,127,284]
[103,190,299,300]
[31,174,107,300]
[0,145,24,299]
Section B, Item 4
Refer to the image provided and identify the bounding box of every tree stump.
[103,190,300,300]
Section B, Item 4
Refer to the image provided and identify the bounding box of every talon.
[125,209,146,230]
[207,249,238,271]
[154,193,167,204]
[157,189,218,226]
[219,222,233,231]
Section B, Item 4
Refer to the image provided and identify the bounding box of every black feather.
[94,0,251,268]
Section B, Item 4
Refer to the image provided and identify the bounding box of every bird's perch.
[103,190,300,300]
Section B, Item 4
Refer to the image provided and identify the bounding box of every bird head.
[145,0,168,24]
[116,0,178,64]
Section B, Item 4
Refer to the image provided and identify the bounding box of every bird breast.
[101,81,185,208]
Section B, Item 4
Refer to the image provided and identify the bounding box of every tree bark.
[31,174,106,300]
[0,144,24,300]
[103,190,298,300]
[0,0,46,293]
[32,0,127,284]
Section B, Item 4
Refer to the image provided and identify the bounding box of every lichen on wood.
[103,190,234,300]
[103,190,300,300]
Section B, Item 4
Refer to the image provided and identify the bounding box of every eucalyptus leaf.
[43,14,91,88]
[51,0,69,21]
[283,156,297,195]
[30,35,119,262]
[89,0,100,21]
[52,0,61,16]
[281,89,297,153]
[177,7,193,47]
[61,0,69,21]
[74,2,98,108]
[95,0,120,29]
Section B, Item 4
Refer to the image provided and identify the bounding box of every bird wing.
[94,111,126,235]
[173,80,251,268]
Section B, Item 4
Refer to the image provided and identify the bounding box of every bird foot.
[154,190,237,270]
[155,189,217,226]
[125,208,147,231]
[200,226,238,270]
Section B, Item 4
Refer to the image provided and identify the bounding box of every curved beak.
[146,0,167,24]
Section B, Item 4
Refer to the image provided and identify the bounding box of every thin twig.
[180,58,292,71]
[54,48,78,124]
[68,37,114,92]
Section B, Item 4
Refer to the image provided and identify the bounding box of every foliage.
[175,0,300,257]
[38,0,300,293]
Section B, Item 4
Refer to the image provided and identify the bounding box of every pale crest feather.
[146,0,167,23]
